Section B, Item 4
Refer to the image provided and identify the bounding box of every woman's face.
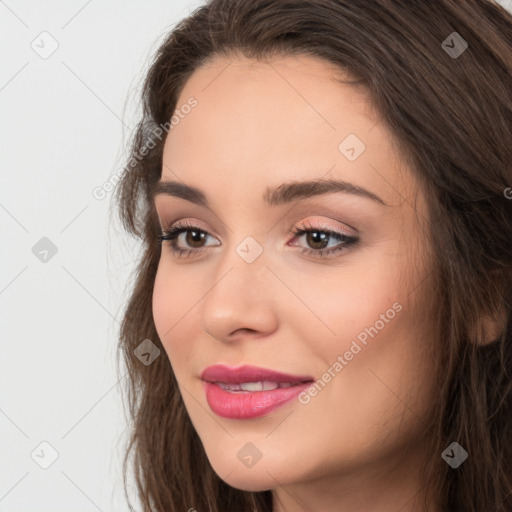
[152,53,438,504]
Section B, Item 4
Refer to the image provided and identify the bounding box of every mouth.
[200,364,315,419]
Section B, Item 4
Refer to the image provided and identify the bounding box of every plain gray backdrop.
[1,1,511,511]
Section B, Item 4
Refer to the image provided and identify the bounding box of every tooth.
[217,382,241,391]
[216,381,296,392]
[240,382,264,392]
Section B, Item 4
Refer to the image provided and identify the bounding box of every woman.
[113,1,512,510]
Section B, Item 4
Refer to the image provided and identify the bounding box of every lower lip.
[202,381,312,419]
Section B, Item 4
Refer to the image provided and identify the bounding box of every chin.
[221,473,275,493]
[208,459,280,492]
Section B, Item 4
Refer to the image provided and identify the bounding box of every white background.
[1,1,511,510]
[0,1,202,511]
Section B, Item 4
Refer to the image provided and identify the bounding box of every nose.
[200,244,279,344]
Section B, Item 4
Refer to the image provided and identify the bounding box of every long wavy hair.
[112,1,512,510]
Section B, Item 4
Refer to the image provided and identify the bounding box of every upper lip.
[200,364,314,384]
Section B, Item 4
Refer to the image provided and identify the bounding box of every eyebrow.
[151,178,387,207]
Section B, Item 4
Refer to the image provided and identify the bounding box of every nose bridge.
[200,233,278,340]
[215,210,270,280]
[211,232,271,302]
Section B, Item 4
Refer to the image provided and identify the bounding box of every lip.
[200,364,314,419]
[200,364,314,385]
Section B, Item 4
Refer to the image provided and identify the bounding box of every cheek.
[288,252,407,361]
[152,263,193,372]
[293,295,433,466]
[289,246,434,416]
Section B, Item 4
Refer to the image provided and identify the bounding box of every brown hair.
[113,1,512,510]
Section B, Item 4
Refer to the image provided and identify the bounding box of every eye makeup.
[157,218,359,260]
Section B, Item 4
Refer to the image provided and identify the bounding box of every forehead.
[168,52,376,148]
[161,53,416,210]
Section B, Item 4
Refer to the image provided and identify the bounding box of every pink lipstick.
[200,364,314,419]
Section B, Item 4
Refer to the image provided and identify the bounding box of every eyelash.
[157,220,359,259]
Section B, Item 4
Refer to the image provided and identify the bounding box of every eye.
[288,220,359,259]
[157,221,220,258]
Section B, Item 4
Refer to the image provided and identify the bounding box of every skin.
[152,52,440,512]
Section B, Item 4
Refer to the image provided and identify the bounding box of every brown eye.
[158,222,220,258]
[304,231,330,250]
[184,229,207,248]
[289,223,359,259]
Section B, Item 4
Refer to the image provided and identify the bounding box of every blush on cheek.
[151,276,195,369]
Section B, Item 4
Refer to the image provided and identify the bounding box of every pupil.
[307,231,328,249]
[186,230,206,247]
